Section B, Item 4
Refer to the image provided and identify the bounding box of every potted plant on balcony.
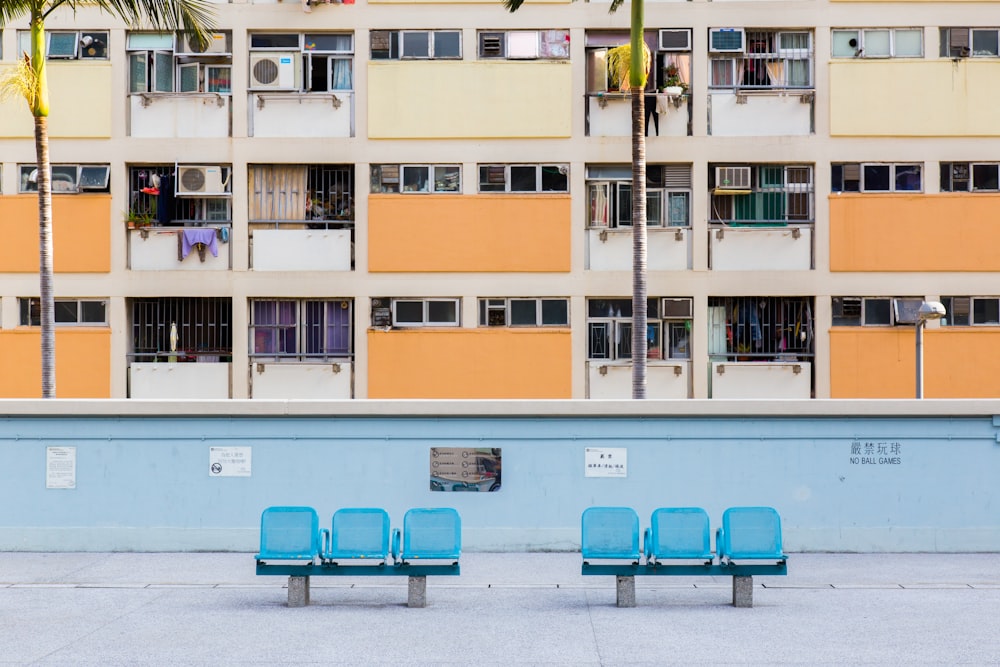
[125,209,153,229]
[661,64,688,96]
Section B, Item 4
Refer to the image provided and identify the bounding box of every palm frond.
[0,0,38,25]
[606,42,650,92]
[607,0,625,13]
[0,54,38,111]
[502,0,525,11]
[86,0,216,46]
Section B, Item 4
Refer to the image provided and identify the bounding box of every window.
[18,164,110,194]
[708,296,814,360]
[709,29,813,89]
[477,30,570,60]
[709,164,813,225]
[371,165,460,193]
[387,299,460,327]
[587,298,692,361]
[249,33,353,92]
[588,164,692,228]
[370,30,462,60]
[128,32,232,94]
[128,164,232,225]
[249,164,354,230]
[941,297,1000,326]
[831,163,922,193]
[251,299,352,360]
[831,29,923,58]
[130,297,232,362]
[17,30,108,60]
[941,28,1000,58]
[478,165,569,193]
[940,163,1000,192]
[479,298,569,327]
[19,298,107,326]
[586,30,689,95]
[832,297,929,326]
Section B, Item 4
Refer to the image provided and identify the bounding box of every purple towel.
[181,228,219,259]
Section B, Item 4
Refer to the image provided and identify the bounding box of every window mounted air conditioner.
[249,52,300,90]
[715,166,751,190]
[709,28,745,53]
[949,28,970,58]
[662,298,693,319]
[176,165,227,195]
[180,32,228,55]
[659,29,691,52]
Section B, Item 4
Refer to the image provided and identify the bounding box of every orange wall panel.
[368,195,570,272]
[830,194,1000,272]
[0,329,111,398]
[367,328,572,398]
[830,328,1000,398]
[0,195,111,273]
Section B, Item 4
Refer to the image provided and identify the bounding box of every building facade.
[1,0,999,399]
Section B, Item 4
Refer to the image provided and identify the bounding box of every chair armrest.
[391,528,401,564]
[643,528,651,562]
[319,528,330,560]
[716,527,726,561]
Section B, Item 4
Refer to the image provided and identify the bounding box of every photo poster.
[430,447,501,492]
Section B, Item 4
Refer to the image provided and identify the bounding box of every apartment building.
[1,1,999,400]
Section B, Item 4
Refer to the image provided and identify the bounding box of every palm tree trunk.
[35,115,56,398]
[630,89,648,399]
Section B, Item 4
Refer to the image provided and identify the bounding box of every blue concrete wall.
[1,401,998,552]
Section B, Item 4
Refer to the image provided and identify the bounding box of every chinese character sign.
[585,447,628,478]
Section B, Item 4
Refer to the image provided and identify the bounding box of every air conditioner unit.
[176,166,227,195]
[249,52,300,90]
[709,28,745,53]
[659,29,691,52]
[180,32,228,55]
[662,298,693,319]
[715,166,752,190]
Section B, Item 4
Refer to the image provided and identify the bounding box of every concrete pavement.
[2,552,999,665]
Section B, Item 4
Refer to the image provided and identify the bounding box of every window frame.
[18,30,110,61]
[18,164,110,194]
[371,164,461,193]
[831,28,924,59]
[477,164,570,193]
[940,162,1000,192]
[586,164,693,228]
[127,31,234,95]
[708,29,815,91]
[250,299,353,361]
[371,30,462,60]
[390,298,461,327]
[476,30,571,60]
[831,163,923,193]
[478,298,570,327]
[586,297,692,361]
[19,298,108,326]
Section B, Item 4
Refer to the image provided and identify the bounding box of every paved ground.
[2,552,999,665]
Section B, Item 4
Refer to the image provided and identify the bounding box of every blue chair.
[581,507,640,561]
[393,508,462,563]
[717,506,787,563]
[256,506,320,562]
[645,507,713,563]
[325,508,390,561]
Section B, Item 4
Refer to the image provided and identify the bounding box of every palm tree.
[0,0,214,398]
[503,0,651,398]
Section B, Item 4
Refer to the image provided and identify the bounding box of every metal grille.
[249,164,353,229]
[710,165,813,225]
[130,297,232,361]
[711,30,813,89]
[707,296,814,360]
[128,165,231,225]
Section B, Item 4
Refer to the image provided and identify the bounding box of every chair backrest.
[581,507,640,560]
[328,508,390,560]
[719,506,785,560]
[401,508,462,560]
[648,507,713,560]
[257,506,320,561]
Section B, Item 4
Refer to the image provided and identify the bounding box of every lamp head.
[918,301,946,321]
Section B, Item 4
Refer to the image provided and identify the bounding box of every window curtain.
[253,301,297,355]
[332,59,352,90]
[589,183,610,226]
[249,166,308,223]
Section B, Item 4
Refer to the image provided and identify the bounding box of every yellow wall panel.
[0,329,111,398]
[830,61,1000,136]
[368,61,572,138]
[369,194,570,272]
[829,194,1000,272]
[367,329,572,398]
[830,328,1000,398]
[0,195,111,273]
[0,63,112,138]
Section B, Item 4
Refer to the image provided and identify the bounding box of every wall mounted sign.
[585,447,627,478]
[209,446,252,477]
[430,447,501,492]
[46,446,77,489]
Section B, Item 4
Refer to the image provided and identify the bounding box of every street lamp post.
[915,301,946,399]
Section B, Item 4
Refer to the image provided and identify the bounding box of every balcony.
[586,361,691,399]
[249,92,354,138]
[250,362,353,398]
[709,226,812,271]
[128,226,231,271]
[586,92,690,137]
[587,227,690,271]
[129,361,231,399]
[708,90,813,136]
[129,93,231,138]
[709,361,812,398]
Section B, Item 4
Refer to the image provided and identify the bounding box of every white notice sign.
[209,446,252,477]
[585,447,627,478]
[46,446,77,489]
